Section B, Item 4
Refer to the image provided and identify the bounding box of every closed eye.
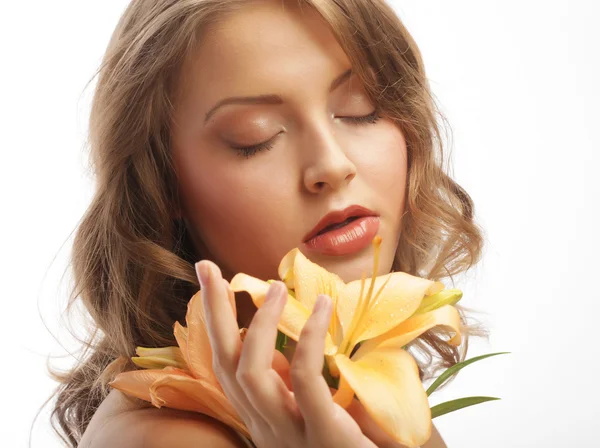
[232,109,381,158]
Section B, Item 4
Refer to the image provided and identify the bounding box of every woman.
[50,0,484,446]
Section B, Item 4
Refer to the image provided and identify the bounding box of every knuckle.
[299,322,318,340]
[289,365,312,387]
[235,367,260,388]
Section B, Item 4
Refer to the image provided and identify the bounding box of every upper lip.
[302,205,378,242]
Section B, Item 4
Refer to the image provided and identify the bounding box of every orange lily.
[230,236,463,448]
[108,285,250,439]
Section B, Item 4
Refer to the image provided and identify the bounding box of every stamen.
[339,236,382,355]
[364,235,382,311]
[346,262,392,349]
[329,278,340,344]
[366,273,392,315]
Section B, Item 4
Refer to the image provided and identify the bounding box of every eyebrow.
[204,68,353,123]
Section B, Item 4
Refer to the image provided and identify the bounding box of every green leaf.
[431,396,500,419]
[275,330,288,354]
[426,351,510,396]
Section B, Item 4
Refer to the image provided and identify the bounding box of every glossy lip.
[302,205,379,243]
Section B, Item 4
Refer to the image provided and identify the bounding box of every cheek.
[174,149,296,277]
[350,123,409,261]
[354,123,408,192]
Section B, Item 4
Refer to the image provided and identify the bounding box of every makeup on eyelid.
[227,109,382,158]
[170,0,408,286]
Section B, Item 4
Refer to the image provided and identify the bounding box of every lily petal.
[280,249,346,346]
[277,248,299,289]
[334,350,432,448]
[149,373,249,438]
[360,305,462,353]
[109,368,187,403]
[332,375,355,409]
[184,291,218,382]
[339,273,445,344]
[230,273,337,355]
[173,322,191,366]
[280,249,345,312]
[111,368,249,438]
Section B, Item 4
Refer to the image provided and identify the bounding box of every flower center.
[338,235,391,356]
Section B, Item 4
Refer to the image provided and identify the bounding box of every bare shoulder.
[79,390,248,448]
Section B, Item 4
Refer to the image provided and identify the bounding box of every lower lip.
[303,216,380,256]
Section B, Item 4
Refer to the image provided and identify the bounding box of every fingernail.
[195,261,210,286]
[314,294,331,314]
[265,281,284,304]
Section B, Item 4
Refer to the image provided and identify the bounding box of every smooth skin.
[170,0,408,289]
[80,0,448,446]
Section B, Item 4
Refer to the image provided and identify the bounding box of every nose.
[302,124,357,194]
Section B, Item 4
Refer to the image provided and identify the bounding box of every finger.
[195,261,255,421]
[239,281,287,370]
[195,261,240,365]
[237,282,299,426]
[290,294,335,429]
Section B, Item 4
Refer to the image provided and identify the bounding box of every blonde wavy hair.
[47,0,486,446]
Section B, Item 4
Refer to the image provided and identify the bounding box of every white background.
[1,1,598,446]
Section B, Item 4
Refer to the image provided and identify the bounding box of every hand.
[195,259,378,448]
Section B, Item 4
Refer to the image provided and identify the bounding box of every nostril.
[315,181,325,189]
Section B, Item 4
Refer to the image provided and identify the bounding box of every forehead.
[177,1,352,113]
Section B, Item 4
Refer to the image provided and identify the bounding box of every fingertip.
[314,294,332,315]
[195,260,210,286]
[207,260,223,279]
[277,281,289,299]
[278,283,290,308]
[272,280,286,293]
[266,280,288,304]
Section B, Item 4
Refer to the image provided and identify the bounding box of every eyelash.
[233,109,382,158]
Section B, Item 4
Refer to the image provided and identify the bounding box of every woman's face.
[171,0,408,283]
